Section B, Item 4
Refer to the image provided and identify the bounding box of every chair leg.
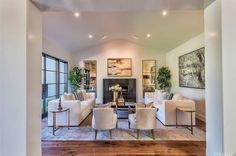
[109,129,112,139]
[151,129,155,140]
[128,121,130,129]
[137,129,139,139]
[95,130,97,140]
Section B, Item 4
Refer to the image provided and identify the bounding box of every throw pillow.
[77,90,84,101]
[156,91,168,104]
[73,92,79,100]
[82,91,90,100]
[145,102,153,108]
[172,93,184,100]
[63,93,74,100]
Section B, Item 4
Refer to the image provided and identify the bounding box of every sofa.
[145,90,196,126]
[48,92,95,126]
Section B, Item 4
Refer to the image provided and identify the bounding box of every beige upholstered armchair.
[92,108,117,139]
[128,107,157,139]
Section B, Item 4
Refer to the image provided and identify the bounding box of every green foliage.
[69,67,83,91]
[157,67,172,91]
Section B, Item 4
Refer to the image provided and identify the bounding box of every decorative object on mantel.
[179,47,205,89]
[157,67,172,92]
[109,84,122,104]
[69,67,83,91]
[107,58,132,77]
[57,97,63,111]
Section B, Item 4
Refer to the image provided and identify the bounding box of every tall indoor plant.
[69,67,83,91]
[157,67,172,92]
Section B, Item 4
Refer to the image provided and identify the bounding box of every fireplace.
[103,79,136,103]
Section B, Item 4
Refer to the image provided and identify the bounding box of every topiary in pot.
[157,67,172,92]
[69,67,83,91]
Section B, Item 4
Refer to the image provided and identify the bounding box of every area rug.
[41,114,205,141]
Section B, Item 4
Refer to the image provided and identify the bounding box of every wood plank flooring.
[42,141,206,156]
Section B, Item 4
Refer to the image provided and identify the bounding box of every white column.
[0,0,42,156]
[221,0,236,155]
[204,0,224,155]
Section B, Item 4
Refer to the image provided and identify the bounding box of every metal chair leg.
[109,129,112,139]
[137,129,140,139]
[151,129,155,140]
[95,130,97,140]
[128,121,130,129]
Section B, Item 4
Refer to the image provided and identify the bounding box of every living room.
[1,0,236,156]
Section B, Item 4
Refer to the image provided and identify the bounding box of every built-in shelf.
[142,59,157,97]
[84,60,97,97]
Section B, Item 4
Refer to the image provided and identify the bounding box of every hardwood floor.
[42,141,206,156]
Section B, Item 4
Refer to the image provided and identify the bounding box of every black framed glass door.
[41,53,68,118]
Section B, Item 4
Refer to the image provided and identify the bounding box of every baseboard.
[196,113,205,122]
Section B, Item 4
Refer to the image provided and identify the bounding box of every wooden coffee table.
[111,102,136,119]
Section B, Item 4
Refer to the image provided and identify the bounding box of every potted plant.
[69,67,83,91]
[157,67,172,92]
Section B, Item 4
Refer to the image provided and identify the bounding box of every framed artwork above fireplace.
[107,58,132,77]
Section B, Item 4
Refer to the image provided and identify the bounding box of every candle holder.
[57,97,63,111]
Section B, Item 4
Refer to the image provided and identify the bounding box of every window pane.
[59,84,65,94]
[46,57,57,71]
[59,62,68,73]
[60,73,67,83]
[46,71,57,84]
[48,84,57,97]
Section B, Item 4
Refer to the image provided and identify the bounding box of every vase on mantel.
[113,91,118,104]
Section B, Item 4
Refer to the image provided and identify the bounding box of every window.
[41,53,68,118]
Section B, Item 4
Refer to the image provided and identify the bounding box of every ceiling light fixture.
[88,34,93,39]
[101,35,108,40]
[146,34,151,38]
[162,10,168,16]
[132,35,139,39]
[74,12,80,17]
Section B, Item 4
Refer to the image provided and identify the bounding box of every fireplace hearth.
[103,79,136,103]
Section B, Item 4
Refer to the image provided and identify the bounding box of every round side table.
[50,107,70,135]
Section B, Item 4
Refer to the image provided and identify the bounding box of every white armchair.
[128,108,157,139]
[92,108,117,139]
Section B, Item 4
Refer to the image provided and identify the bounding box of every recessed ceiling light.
[132,35,139,39]
[88,34,93,38]
[101,35,108,40]
[162,10,168,16]
[209,32,217,37]
[74,12,80,17]
[146,34,151,38]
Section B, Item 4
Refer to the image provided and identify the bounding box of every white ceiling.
[32,0,208,52]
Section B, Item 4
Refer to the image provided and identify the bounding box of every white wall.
[0,0,28,155]
[43,37,76,70]
[27,2,42,156]
[76,39,166,103]
[165,33,205,100]
[0,1,3,156]
[204,0,224,155]
[221,0,236,154]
